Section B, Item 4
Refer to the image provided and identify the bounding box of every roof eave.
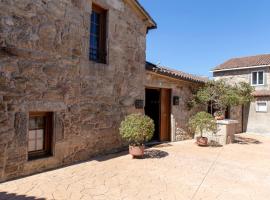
[147,70,205,84]
[211,65,270,73]
[146,62,207,84]
[252,91,270,97]
[124,0,157,30]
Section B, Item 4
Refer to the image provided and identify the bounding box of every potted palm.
[119,114,154,158]
[189,112,217,146]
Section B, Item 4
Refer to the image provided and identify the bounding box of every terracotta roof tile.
[252,90,270,97]
[146,62,208,83]
[213,54,270,71]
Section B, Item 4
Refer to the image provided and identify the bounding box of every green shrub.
[119,114,154,146]
[189,112,217,137]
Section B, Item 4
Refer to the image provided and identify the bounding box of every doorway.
[145,88,160,141]
[145,88,171,142]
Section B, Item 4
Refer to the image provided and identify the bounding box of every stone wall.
[213,67,270,91]
[0,0,147,182]
[145,72,205,141]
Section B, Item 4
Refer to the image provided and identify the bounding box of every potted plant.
[214,111,225,120]
[189,112,217,146]
[119,113,154,158]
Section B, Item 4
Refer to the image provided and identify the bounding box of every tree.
[189,80,254,115]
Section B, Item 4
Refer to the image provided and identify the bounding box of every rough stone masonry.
[0,0,150,182]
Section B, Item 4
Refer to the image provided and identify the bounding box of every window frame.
[251,70,265,86]
[256,101,268,113]
[89,4,107,64]
[28,112,53,160]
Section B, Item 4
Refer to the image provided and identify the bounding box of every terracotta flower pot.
[129,145,145,158]
[215,115,225,120]
[196,137,208,146]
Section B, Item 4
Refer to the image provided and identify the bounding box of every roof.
[146,62,208,83]
[252,90,270,97]
[213,54,270,72]
[125,0,157,30]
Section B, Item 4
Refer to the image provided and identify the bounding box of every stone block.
[55,113,65,142]
[14,112,28,147]
[4,165,18,174]
[0,129,14,145]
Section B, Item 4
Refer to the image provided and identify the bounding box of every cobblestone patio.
[0,133,270,200]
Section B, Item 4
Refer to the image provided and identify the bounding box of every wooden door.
[160,89,171,142]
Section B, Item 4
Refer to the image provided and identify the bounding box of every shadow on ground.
[143,149,169,159]
[95,148,169,160]
[94,151,128,162]
[208,140,223,147]
[233,136,262,145]
[146,142,173,148]
[0,192,45,200]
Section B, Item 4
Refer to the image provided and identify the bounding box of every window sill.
[28,154,53,162]
[251,84,265,87]
[24,155,58,173]
[89,59,109,66]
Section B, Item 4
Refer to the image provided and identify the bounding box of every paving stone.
[0,134,270,200]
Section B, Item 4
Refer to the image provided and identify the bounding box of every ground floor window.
[28,112,53,160]
[256,101,267,113]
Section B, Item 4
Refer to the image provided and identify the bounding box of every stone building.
[0,0,206,182]
[213,54,270,134]
[0,0,156,182]
[145,62,206,142]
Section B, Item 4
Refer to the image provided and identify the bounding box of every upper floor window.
[28,112,53,160]
[251,71,264,86]
[89,4,107,63]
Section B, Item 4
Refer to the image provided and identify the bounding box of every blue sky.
[139,0,270,77]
